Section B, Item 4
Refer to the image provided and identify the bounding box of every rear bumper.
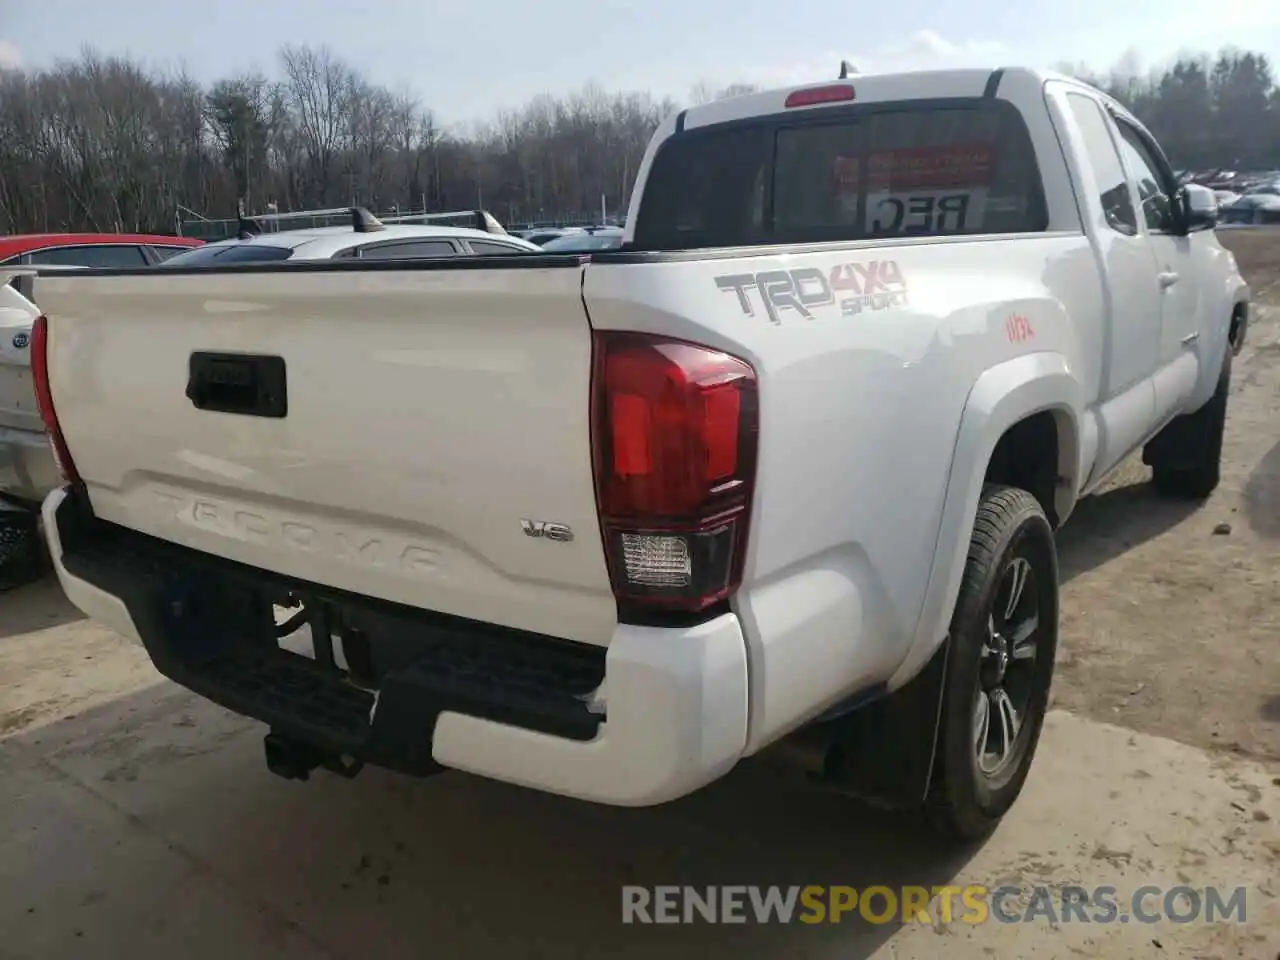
[42,487,749,806]
[0,426,58,507]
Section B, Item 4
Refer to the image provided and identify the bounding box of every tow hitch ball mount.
[263,731,364,782]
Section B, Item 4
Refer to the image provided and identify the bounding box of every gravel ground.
[0,231,1278,959]
[1052,228,1280,767]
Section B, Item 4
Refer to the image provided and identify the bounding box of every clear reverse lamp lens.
[620,533,691,588]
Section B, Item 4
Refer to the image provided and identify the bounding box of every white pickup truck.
[31,67,1249,840]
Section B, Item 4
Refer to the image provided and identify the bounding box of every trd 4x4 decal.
[715,260,908,325]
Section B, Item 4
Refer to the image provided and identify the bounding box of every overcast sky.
[2,0,1277,126]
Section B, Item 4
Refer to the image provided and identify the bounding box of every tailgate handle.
[187,352,287,418]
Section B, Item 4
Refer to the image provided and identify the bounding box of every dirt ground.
[1053,228,1280,766]
[1,234,1279,959]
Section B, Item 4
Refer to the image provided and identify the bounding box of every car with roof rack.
[158,207,540,266]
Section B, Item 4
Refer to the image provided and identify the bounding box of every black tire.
[926,484,1059,842]
[1146,354,1230,500]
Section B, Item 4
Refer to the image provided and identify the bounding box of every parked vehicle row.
[1218,181,1280,226]
[12,66,1251,843]
[1178,168,1280,226]
[0,214,550,507]
[0,233,205,507]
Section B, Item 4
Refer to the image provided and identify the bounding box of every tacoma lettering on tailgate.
[151,490,441,576]
[715,260,907,325]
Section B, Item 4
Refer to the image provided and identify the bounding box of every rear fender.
[888,352,1082,692]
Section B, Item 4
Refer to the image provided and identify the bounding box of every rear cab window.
[632,99,1048,250]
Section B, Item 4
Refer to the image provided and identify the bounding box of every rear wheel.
[926,485,1059,842]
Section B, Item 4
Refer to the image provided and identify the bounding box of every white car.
[539,228,626,252]
[0,265,92,508]
[159,209,542,265]
[32,67,1249,841]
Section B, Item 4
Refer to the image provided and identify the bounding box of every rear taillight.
[591,331,758,613]
[31,314,81,486]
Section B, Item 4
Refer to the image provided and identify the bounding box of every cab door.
[1058,90,1162,484]
[1108,113,1202,421]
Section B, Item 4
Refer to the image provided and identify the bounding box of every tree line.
[0,45,1276,236]
[1062,49,1278,172]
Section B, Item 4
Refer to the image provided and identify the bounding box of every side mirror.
[1180,184,1219,232]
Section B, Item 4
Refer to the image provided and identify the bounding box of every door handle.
[1180,332,1200,346]
[1158,271,1180,288]
[187,352,288,418]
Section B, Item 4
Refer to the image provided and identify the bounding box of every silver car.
[160,217,541,266]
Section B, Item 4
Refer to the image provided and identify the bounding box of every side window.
[1065,94,1137,236]
[148,245,194,263]
[27,245,149,268]
[467,240,526,255]
[1113,122,1175,234]
[354,240,460,261]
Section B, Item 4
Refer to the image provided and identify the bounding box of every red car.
[0,232,203,269]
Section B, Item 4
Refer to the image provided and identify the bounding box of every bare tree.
[1,44,1276,237]
[279,44,354,205]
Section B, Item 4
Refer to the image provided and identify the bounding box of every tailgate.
[36,263,617,646]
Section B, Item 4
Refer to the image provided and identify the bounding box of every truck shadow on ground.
[1259,695,1280,723]
[0,575,86,639]
[1055,478,1200,584]
[1243,442,1280,729]
[1242,437,1280,538]
[3,681,983,960]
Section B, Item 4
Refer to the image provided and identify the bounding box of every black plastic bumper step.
[201,647,374,740]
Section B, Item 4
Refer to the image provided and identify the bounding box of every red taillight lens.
[31,314,81,486]
[591,331,758,613]
[784,84,856,108]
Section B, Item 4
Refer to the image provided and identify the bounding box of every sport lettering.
[715,261,907,324]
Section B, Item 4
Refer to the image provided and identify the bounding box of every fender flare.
[886,352,1083,691]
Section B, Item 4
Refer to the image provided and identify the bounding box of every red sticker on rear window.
[866,142,995,192]
[833,156,861,192]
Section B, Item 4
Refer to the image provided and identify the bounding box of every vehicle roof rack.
[351,207,386,233]
[182,205,513,241]
[379,208,510,236]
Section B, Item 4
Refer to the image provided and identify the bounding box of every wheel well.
[984,411,1064,527]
